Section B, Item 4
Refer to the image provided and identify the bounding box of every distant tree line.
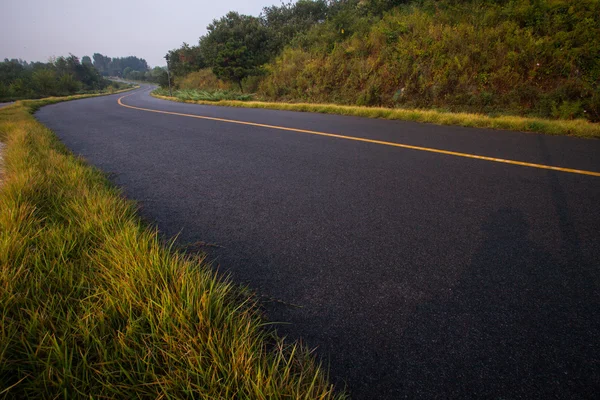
[92,53,166,83]
[0,55,108,100]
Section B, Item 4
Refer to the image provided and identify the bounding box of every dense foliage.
[0,53,164,100]
[0,55,110,100]
[92,54,148,76]
[262,0,600,120]
[168,0,600,122]
[91,53,167,83]
[167,0,330,92]
[199,12,273,91]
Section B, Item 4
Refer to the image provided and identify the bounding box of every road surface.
[36,86,600,399]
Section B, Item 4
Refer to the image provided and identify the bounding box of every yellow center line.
[117,91,600,177]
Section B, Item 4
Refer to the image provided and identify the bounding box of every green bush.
[175,68,232,91]
[0,56,111,101]
[155,88,253,102]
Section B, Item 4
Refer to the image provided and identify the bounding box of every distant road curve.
[37,86,600,399]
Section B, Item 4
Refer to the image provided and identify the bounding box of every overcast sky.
[1,0,273,67]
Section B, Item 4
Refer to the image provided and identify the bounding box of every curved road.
[37,86,600,399]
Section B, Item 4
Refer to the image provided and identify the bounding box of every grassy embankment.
[151,89,600,139]
[259,0,600,121]
[161,0,600,138]
[0,94,342,398]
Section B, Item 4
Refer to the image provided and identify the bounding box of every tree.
[166,43,205,77]
[93,53,111,76]
[57,73,82,95]
[0,55,107,100]
[113,56,149,74]
[151,66,165,79]
[82,55,92,66]
[0,59,25,84]
[200,12,273,91]
[32,69,57,95]
[262,0,329,53]
[155,65,170,88]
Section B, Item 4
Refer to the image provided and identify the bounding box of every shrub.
[156,88,253,102]
[175,68,232,91]
[258,0,600,121]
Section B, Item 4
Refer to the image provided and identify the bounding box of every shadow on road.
[359,207,599,399]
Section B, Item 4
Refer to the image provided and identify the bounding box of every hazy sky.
[1,0,273,67]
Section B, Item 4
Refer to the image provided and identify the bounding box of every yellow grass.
[151,92,600,139]
[0,93,343,398]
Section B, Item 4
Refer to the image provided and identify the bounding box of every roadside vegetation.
[151,91,600,138]
[154,88,253,101]
[1,53,166,103]
[0,56,132,101]
[163,0,600,131]
[0,96,342,397]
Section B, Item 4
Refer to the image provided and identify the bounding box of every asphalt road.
[37,86,600,399]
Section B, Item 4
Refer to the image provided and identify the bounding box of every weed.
[0,96,342,398]
[152,91,600,138]
[155,88,253,102]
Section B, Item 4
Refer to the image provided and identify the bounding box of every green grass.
[0,97,342,398]
[156,88,254,102]
[151,92,600,139]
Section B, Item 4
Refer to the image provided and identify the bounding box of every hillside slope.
[259,0,600,121]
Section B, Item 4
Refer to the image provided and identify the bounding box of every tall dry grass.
[0,97,342,398]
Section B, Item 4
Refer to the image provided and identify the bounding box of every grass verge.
[155,88,253,102]
[151,92,600,139]
[0,96,342,398]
